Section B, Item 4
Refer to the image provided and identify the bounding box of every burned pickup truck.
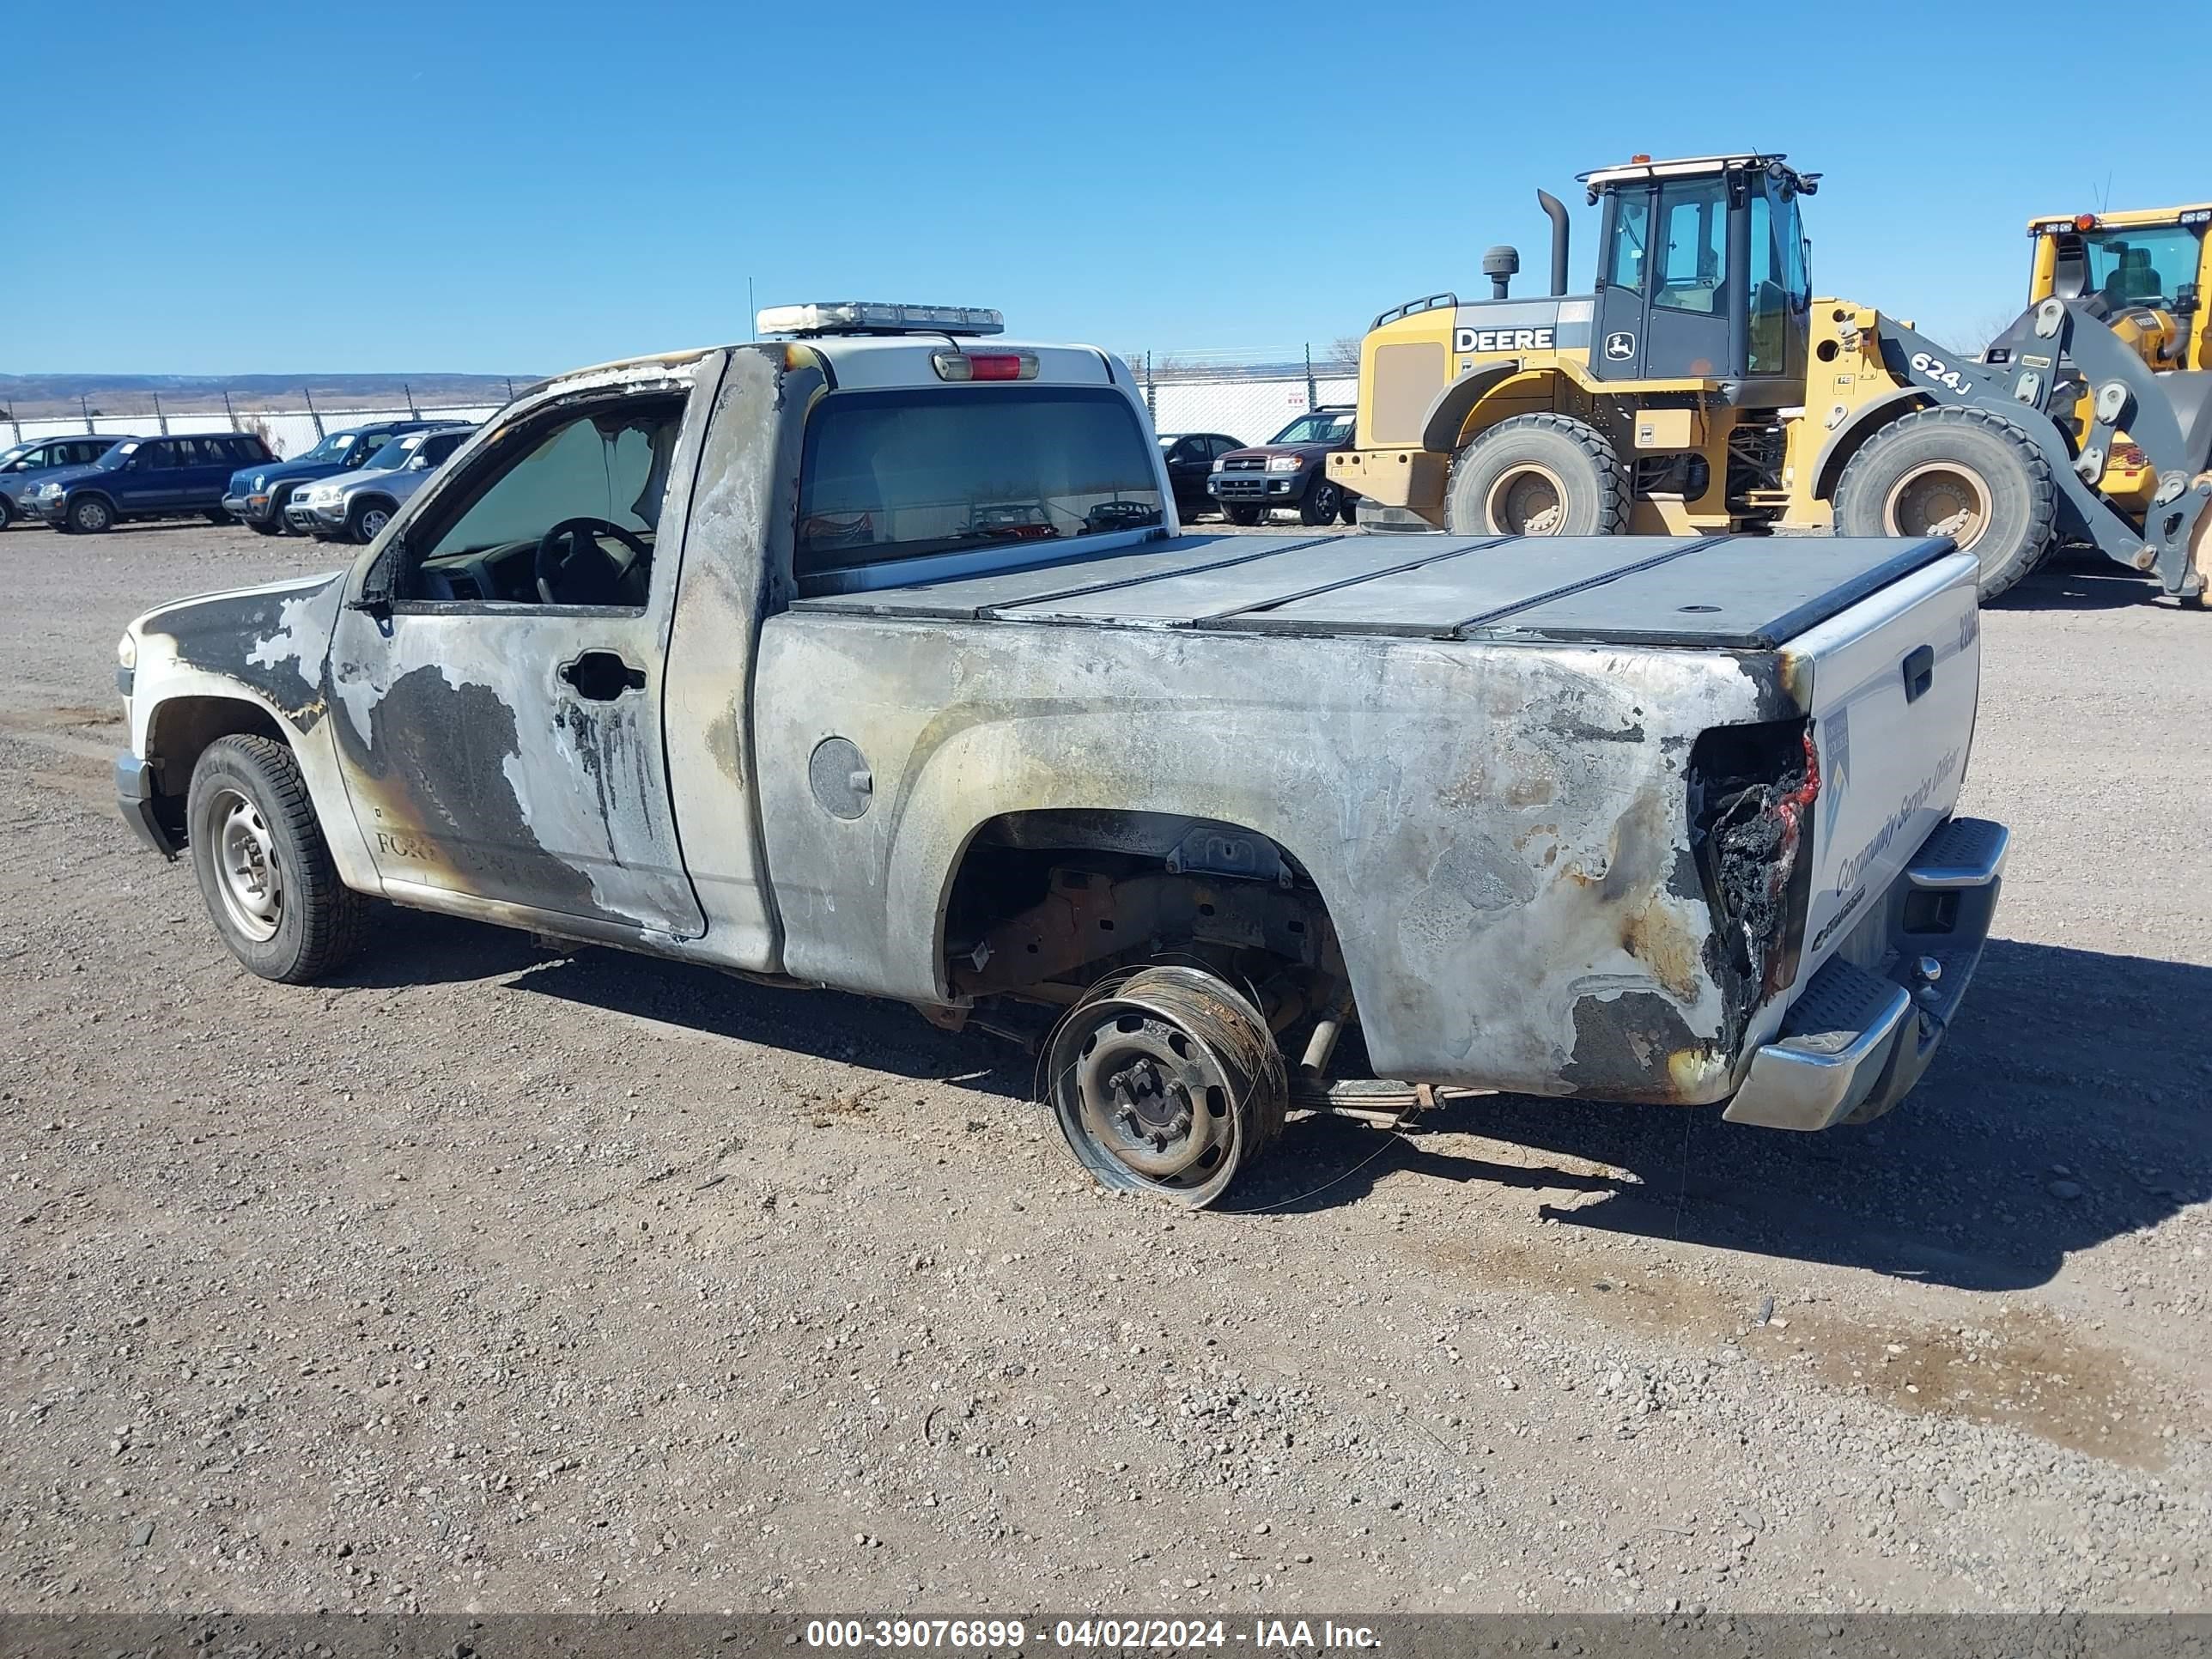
[114,301,2008,1208]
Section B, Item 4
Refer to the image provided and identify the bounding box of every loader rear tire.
[1445,413,1628,538]
[1832,405,2057,601]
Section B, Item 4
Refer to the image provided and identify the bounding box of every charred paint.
[1559,990,1721,1102]
[334,663,617,923]
[140,573,343,732]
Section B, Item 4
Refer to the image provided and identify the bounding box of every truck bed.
[791,532,1955,650]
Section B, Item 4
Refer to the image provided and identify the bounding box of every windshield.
[1267,411,1354,446]
[300,430,368,465]
[361,436,415,471]
[0,443,31,467]
[797,386,1164,582]
[2081,226,2203,308]
[94,441,138,470]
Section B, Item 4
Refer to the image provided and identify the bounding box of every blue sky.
[3,0,2202,375]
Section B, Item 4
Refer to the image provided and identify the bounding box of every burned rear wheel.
[1044,963,1286,1210]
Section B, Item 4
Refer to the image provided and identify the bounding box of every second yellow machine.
[1328,154,2212,603]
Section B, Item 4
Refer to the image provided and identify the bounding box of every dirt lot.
[2,520,2207,1617]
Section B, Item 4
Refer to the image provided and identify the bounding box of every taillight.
[933,349,1039,382]
[1687,720,1820,1016]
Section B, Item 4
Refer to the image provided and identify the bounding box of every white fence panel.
[1145,374,1360,446]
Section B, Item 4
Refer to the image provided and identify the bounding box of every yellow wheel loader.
[1328,155,2212,604]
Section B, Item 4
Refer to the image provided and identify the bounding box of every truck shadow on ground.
[1261,937,2206,1292]
[356,916,2204,1294]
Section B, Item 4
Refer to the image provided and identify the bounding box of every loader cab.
[1585,154,1814,395]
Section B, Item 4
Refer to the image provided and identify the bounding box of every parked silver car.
[283,424,476,542]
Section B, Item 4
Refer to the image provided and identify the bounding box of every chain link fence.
[3,396,507,459]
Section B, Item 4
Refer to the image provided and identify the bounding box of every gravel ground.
[1,520,2206,1616]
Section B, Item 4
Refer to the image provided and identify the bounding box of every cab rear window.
[796,386,1163,586]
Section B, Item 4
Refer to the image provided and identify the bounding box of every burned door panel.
[323,356,727,939]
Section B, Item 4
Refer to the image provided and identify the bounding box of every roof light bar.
[756,301,1005,338]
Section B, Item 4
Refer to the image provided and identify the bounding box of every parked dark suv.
[1206,407,1358,526]
[0,434,132,528]
[222,422,442,535]
[31,433,277,533]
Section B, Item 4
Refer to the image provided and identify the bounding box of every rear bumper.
[1723,816,2008,1132]
[115,752,179,860]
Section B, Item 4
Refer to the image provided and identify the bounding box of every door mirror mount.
[349,537,404,616]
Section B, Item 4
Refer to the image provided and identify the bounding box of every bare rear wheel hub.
[1044,965,1285,1209]
[1486,463,1567,535]
[1884,461,1991,550]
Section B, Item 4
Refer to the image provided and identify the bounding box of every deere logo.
[1605,331,1637,361]
[1454,325,1554,353]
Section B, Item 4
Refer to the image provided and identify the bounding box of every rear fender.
[1421,360,1536,454]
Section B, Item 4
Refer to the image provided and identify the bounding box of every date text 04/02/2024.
[802,1619,1381,1650]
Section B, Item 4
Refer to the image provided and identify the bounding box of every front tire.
[1044,963,1287,1210]
[204,507,234,526]
[348,497,395,544]
[186,735,367,983]
[67,495,114,534]
[1832,405,2057,601]
[0,497,14,530]
[1445,413,1628,537]
[1223,502,1264,527]
[1298,478,1346,527]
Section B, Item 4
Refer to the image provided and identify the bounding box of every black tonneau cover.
[791,532,1956,651]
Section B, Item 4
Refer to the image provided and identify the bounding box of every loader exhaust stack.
[1537,190,1571,297]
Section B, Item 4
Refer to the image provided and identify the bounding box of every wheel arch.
[145,694,290,801]
[925,807,1346,1007]
[1810,387,1932,501]
[1421,360,1556,455]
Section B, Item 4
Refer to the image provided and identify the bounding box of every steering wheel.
[535,517,649,605]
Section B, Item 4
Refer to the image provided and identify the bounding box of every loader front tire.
[1832,406,2057,601]
[1445,413,1628,538]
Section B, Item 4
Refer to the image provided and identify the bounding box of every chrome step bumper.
[1724,815,2007,1132]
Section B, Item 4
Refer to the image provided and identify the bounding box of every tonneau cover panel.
[791,532,1955,649]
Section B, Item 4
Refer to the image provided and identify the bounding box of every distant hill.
[0,372,537,420]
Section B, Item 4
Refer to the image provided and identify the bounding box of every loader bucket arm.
[1873,302,2212,598]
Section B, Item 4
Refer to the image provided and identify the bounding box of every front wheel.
[1298,478,1345,527]
[247,517,283,537]
[1445,413,1628,537]
[0,497,14,530]
[348,498,395,544]
[204,507,234,526]
[1832,405,2057,601]
[67,495,113,534]
[186,735,367,983]
[1223,502,1264,527]
[1044,963,1287,1210]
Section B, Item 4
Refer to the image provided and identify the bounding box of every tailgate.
[1793,549,1983,979]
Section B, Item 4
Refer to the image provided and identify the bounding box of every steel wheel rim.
[1046,972,1274,1206]
[1486,463,1566,534]
[208,787,282,941]
[76,499,109,531]
[1885,461,1990,550]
